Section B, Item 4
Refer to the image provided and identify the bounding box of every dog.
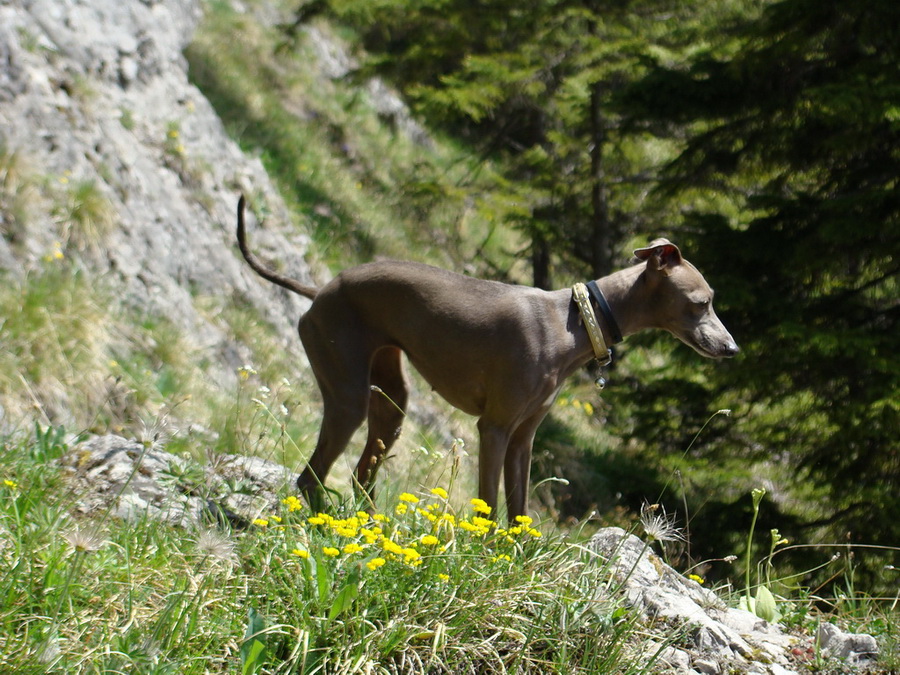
[236,196,738,520]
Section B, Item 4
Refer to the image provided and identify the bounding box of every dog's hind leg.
[355,346,408,501]
[296,318,371,509]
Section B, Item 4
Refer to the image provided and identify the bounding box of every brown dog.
[237,196,738,520]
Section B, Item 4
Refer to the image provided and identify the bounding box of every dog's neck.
[598,264,647,342]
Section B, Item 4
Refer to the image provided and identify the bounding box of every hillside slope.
[0,0,315,430]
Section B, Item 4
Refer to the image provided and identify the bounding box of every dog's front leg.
[476,418,512,518]
[503,411,548,520]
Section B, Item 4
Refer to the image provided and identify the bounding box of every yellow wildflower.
[282,496,303,512]
[514,515,534,526]
[688,573,705,585]
[438,573,450,581]
[3,479,18,489]
[252,519,268,528]
[343,543,364,555]
[470,498,492,515]
[291,548,310,559]
[382,539,404,556]
[323,547,340,557]
[307,516,326,526]
[367,557,386,571]
[398,492,419,504]
[420,534,440,546]
[430,487,449,499]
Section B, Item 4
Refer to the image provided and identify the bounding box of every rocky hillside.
[0,0,322,429]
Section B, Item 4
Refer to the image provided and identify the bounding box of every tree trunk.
[589,80,612,279]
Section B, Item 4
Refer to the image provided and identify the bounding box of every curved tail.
[236,195,319,300]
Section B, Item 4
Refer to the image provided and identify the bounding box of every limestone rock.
[61,434,298,528]
[588,527,881,675]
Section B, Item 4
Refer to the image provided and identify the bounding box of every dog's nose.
[721,340,740,358]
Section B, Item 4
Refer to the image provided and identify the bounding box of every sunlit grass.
[0,428,662,674]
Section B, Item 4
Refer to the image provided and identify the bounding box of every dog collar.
[572,282,612,366]
[585,280,622,344]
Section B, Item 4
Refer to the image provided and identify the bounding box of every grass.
[184,0,525,274]
[0,427,667,674]
[2,421,896,673]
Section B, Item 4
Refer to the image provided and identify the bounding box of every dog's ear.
[634,238,682,271]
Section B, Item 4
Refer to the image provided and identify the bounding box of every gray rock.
[817,622,879,664]
[60,434,299,528]
[590,527,796,674]
[0,0,312,406]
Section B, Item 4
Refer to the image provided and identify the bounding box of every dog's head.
[634,239,739,359]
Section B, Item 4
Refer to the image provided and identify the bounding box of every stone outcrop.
[0,0,312,396]
[61,433,298,528]
[589,528,880,674]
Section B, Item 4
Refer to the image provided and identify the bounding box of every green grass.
[3,424,896,673]
[0,428,668,674]
[184,1,524,274]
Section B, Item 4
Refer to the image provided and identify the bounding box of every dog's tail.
[236,195,319,300]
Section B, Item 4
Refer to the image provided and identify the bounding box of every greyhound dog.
[236,196,738,520]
